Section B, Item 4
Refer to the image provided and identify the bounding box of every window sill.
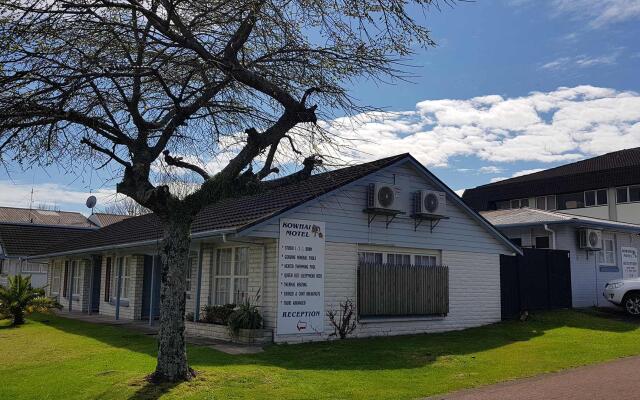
[358,315,447,324]
[109,298,130,307]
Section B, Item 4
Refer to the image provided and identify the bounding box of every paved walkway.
[54,310,264,355]
[432,356,640,400]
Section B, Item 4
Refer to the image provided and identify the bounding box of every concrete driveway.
[431,356,640,400]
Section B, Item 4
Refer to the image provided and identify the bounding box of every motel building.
[34,154,520,343]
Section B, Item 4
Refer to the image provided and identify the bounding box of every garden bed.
[184,320,273,344]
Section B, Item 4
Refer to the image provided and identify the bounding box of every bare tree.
[0,0,448,382]
[102,196,150,216]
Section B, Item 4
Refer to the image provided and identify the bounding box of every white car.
[603,278,640,316]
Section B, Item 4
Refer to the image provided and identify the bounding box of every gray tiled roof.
[40,154,409,255]
[0,207,94,227]
[481,208,640,232]
[0,224,91,257]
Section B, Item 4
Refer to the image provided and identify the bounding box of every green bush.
[227,293,263,335]
[200,303,235,325]
[0,275,62,325]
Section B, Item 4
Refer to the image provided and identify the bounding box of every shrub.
[227,292,262,335]
[0,275,62,325]
[200,303,235,325]
[185,312,195,322]
[327,298,357,339]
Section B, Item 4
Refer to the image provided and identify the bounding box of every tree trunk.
[152,212,195,382]
[12,307,25,325]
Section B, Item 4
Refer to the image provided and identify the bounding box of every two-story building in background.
[463,147,640,224]
[463,148,640,308]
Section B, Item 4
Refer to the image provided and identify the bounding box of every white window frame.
[617,185,640,204]
[51,261,62,294]
[358,250,441,266]
[111,256,131,300]
[584,189,608,207]
[599,238,616,266]
[536,195,557,211]
[186,252,197,294]
[212,247,249,305]
[71,260,81,296]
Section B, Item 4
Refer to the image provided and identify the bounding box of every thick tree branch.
[162,150,210,180]
[80,137,131,167]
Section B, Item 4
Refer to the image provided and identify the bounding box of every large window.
[617,186,640,203]
[21,262,46,273]
[599,239,616,266]
[186,252,197,294]
[213,247,249,305]
[111,257,131,300]
[358,251,440,266]
[51,262,62,294]
[358,251,448,317]
[71,261,81,296]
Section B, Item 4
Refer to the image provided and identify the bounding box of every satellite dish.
[86,195,97,209]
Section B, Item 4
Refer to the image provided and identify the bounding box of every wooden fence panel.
[358,263,449,317]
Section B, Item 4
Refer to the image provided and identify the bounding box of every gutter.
[27,228,239,260]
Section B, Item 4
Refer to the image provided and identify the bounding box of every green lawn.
[1,311,639,399]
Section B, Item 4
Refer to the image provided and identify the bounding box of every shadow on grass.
[127,379,180,400]
[31,309,640,376]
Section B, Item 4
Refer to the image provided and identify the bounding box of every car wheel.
[624,294,640,316]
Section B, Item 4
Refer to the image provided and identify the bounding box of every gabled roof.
[0,206,94,228]
[91,213,132,227]
[35,153,521,257]
[463,147,640,210]
[481,208,640,234]
[0,224,91,257]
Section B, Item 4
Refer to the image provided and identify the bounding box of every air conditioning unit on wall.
[367,183,399,210]
[579,228,603,250]
[414,190,446,216]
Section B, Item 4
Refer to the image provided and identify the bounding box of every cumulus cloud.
[322,85,640,168]
[478,166,504,174]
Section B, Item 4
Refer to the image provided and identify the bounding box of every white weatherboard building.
[36,154,520,343]
[482,208,640,308]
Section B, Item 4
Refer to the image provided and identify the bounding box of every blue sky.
[2,0,640,213]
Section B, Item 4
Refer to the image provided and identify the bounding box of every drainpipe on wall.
[544,224,556,249]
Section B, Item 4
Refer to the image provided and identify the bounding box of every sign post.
[277,218,325,336]
[621,247,639,279]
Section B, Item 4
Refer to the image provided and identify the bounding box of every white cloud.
[512,168,545,177]
[551,0,640,27]
[0,181,116,214]
[490,176,509,183]
[454,189,466,197]
[479,166,504,174]
[321,85,640,168]
[541,53,619,70]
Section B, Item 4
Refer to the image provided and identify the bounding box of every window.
[213,247,249,305]
[386,253,411,266]
[535,236,550,249]
[111,257,131,299]
[617,187,629,203]
[585,189,607,207]
[415,255,437,266]
[51,262,62,294]
[599,239,616,265]
[496,201,510,210]
[535,195,557,211]
[0,259,4,274]
[71,261,81,296]
[557,192,585,209]
[358,251,440,266]
[186,253,197,294]
[510,238,523,246]
[104,257,112,302]
[631,186,640,202]
[63,262,69,297]
[358,252,383,264]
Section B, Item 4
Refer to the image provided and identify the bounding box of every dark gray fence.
[358,263,449,317]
